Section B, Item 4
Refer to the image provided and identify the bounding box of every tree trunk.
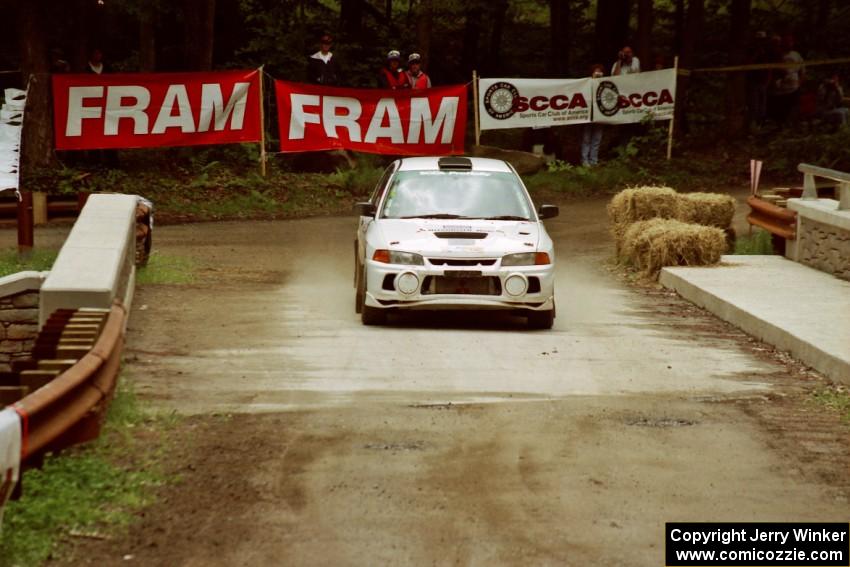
[673,0,685,54]
[461,6,482,77]
[340,0,364,39]
[18,0,53,171]
[675,0,705,134]
[486,0,509,75]
[184,0,215,70]
[416,0,433,64]
[72,0,90,71]
[595,0,630,65]
[139,4,156,72]
[636,0,653,66]
[549,0,571,75]
[725,0,751,137]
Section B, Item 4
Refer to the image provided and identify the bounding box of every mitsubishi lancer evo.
[353,156,558,329]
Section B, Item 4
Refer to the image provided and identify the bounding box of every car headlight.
[502,252,551,266]
[372,250,425,265]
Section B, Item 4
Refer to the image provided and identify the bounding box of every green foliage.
[326,166,384,196]
[762,129,850,174]
[136,253,195,285]
[734,229,776,255]
[0,250,57,278]
[811,386,850,423]
[0,380,169,566]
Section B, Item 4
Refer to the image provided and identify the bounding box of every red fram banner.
[53,70,262,150]
[274,80,467,155]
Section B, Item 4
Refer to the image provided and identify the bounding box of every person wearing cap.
[308,34,340,86]
[405,53,431,89]
[379,50,410,90]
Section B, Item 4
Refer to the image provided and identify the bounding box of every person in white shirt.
[307,34,340,86]
[87,48,105,74]
[611,46,640,75]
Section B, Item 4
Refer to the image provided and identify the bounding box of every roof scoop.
[437,156,473,170]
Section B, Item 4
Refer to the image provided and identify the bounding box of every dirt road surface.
[18,197,849,566]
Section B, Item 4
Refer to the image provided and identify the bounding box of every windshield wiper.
[397,214,475,219]
[481,215,531,221]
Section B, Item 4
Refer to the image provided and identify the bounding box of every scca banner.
[591,68,676,124]
[275,81,467,155]
[479,78,592,130]
[53,70,262,150]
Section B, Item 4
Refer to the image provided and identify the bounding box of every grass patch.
[734,229,775,255]
[0,379,173,566]
[0,250,57,278]
[136,253,195,285]
[811,386,850,423]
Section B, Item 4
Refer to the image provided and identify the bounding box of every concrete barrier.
[0,271,47,372]
[39,194,137,327]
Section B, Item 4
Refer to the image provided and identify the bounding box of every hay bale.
[620,218,726,277]
[676,192,737,229]
[607,186,679,250]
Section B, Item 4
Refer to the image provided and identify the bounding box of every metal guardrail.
[12,302,126,461]
[798,163,850,210]
[746,196,797,240]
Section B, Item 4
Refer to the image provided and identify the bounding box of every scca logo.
[595,80,674,117]
[484,82,588,120]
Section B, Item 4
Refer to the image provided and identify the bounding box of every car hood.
[373,219,541,257]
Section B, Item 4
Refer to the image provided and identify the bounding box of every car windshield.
[379,170,534,220]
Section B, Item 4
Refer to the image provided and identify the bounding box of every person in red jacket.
[405,53,432,89]
[378,50,410,89]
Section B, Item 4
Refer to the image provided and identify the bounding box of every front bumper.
[364,259,555,311]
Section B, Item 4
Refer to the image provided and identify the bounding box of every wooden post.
[472,70,481,148]
[32,191,47,225]
[17,191,34,258]
[257,66,267,177]
[666,56,679,161]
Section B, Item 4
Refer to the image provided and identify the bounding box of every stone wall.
[0,290,39,373]
[796,217,850,281]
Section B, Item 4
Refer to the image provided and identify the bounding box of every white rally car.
[354,156,558,328]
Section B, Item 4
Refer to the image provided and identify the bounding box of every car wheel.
[361,304,387,326]
[355,261,365,314]
[527,309,554,330]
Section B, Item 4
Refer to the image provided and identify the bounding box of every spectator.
[307,34,340,86]
[378,50,410,89]
[405,53,431,89]
[582,64,606,167]
[652,54,665,71]
[612,45,640,75]
[49,48,70,73]
[87,48,106,74]
[817,74,848,128]
[746,31,771,127]
[769,33,805,124]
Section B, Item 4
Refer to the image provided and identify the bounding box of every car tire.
[355,261,365,314]
[361,304,387,326]
[527,309,554,330]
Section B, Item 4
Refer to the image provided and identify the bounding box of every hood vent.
[433,231,487,239]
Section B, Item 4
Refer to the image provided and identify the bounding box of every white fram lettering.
[322,96,362,142]
[198,82,250,132]
[104,86,150,136]
[65,86,104,136]
[407,97,458,144]
[152,84,194,134]
[364,99,403,144]
[289,94,321,140]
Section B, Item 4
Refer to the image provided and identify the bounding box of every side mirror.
[538,204,559,219]
[355,202,376,217]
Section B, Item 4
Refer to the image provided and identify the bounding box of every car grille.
[428,258,497,266]
[421,276,501,296]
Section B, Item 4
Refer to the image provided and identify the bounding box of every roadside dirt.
[29,194,849,567]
